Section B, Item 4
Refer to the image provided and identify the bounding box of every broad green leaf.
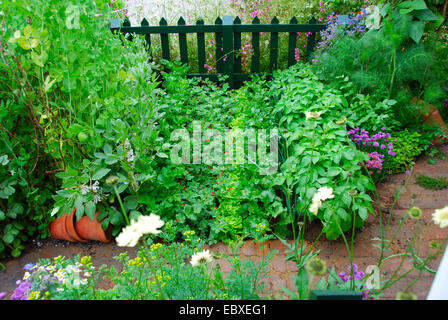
[85,201,96,220]
[408,21,425,43]
[92,168,111,180]
[413,8,437,21]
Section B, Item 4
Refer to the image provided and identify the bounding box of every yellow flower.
[150,243,163,252]
[80,256,92,265]
[433,206,448,228]
[26,291,40,300]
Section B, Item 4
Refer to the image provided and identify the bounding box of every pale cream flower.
[135,214,164,235]
[309,187,335,215]
[190,250,214,267]
[115,223,142,247]
[305,111,322,120]
[433,206,448,228]
[116,214,164,247]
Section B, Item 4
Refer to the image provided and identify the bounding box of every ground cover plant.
[1,0,448,301]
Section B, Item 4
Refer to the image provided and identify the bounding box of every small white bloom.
[23,272,31,280]
[92,181,100,193]
[115,223,143,247]
[309,187,334,215]
[126,149,134,162]
[56,288,64,292]
[315,186,335,202]
[80,184,90,195]
[135,214,164,235]
[190,250,214,267]
[124,138,131,150]
[305,111,322,120]
[433,206,448,228]
[116,214,164,247]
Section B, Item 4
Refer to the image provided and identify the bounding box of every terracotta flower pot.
[50,209,85,242]
[413,97,448,145]
[75,212,112,243]
[65,209,87,242]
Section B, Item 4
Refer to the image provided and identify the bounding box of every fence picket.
[123,17,132,42]
[233,16,242,88]
[269,17,279,73]
[178,17,188,65]
[250,17,260,74]
[196,19,206,74]
[141,18,151,53]
[160,17,170,61]
[288,16,298,67]
[215,17,223,74]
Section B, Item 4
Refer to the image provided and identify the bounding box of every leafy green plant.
[386,129,423,174]
[415,174,448,189]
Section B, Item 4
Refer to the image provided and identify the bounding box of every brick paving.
[1,145,447,300]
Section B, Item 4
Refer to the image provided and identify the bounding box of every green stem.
[139,241,168,300]
[113,184,130,225]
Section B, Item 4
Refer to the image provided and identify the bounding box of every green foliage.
[312,1,446,128]
[415,174,448,190]
[386,129,423,174]
[268,65,374,240]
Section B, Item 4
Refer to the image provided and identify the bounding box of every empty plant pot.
[75,212,112,243]
[50,209,84,242]
[65,208,87,242]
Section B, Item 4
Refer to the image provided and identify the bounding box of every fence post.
[222,16,234,89]
[196,19,206,74]
[160,18,170,62]
[251,17,260,74]
[140,18,152,55]
[178,17,188,66]
[269,17,279,73]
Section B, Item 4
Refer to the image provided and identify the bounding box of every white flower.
[115,223,142,247]
[433,206,448,228]
[116,214,164,247]
[315,186,335,202]
[305,111,322,120]
[23,272,31,280]
[92,181,100,193]
[309,200,321,215]
[126,149,134,162]
[56,288,64,292]
[190,250,214,267]
[124,138,131,150]
[135,214,164,235]
[80,184,90,195]
[309,187,335,215]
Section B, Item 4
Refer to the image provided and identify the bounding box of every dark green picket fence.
[110,16,327,88]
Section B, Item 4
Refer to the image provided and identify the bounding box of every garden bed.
[1,144,446,300]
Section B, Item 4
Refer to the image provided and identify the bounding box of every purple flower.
[373,141,379,147]
[23,264,34,272]
[10,281,31,300]
[0,292,6,300]
[405,170,410,175]
[380,144,385,150]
